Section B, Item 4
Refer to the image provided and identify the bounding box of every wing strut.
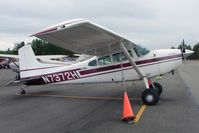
[9,58,19,68]
[120,42,150,89]
[120,42,144,79]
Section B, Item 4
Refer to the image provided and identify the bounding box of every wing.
[0,54,19,59]
[31,19,136,56]
[36,55,67,60]
[0,54,66,60]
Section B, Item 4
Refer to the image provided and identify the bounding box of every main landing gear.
[141,79,163,105]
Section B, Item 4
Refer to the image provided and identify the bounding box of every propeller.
[180,39,194,65]
[181,39,186,60]
[180,39,194,62]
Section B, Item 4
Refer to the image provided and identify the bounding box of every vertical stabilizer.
[19,44,58,79]
[19,44,42,71]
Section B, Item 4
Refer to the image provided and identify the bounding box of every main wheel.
[142,89,159,105]
[20,89,26,94]
[149,82,163,95]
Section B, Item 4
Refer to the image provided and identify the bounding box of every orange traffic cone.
[121,91,135,123]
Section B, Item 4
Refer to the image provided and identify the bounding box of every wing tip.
[30,18,88,37]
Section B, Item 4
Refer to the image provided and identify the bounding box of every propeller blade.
[182,39,185,53]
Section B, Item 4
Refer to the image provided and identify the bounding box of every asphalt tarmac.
[0,62,199,133]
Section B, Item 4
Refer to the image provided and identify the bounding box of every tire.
[149,82,163,95]
[20,89,26,94]
[142,89,159,105]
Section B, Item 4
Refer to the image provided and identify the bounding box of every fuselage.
[23,48,182,85]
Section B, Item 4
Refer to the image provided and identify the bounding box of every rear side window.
[112,53,121,62]
[112,50,133,63]
[88,59,97,66]
[98,56,111,65]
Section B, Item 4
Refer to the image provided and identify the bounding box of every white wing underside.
[0,54,19,58]
[32,19,136,56]
[0,54,66,60]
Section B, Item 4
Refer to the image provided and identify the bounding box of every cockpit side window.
[98,56,111,65]
[112,53,121,62]
[134,45,150,57]
[112,50,133,63]
[88,59,97,66]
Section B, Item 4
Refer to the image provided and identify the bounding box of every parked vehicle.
[0,59,10,69]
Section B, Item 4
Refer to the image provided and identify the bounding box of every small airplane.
[0,58,10,69]
[11,19,194,105]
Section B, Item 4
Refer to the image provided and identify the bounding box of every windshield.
[134,45,150,57]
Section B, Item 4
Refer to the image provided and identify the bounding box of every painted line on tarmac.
[18,94,147,123]
[0,82,7,86]
[17,94,141,101]
[133,104,147,123]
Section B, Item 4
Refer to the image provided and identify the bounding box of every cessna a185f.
[14,19,193,105]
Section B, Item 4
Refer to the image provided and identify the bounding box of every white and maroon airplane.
[13,19,193,105]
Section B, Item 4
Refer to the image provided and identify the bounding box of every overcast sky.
[0,0,198,51]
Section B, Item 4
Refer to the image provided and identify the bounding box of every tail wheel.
[20,89,26,94]
[149,82,163,95]
[142,89,159,105]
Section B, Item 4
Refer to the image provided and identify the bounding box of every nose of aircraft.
[183,49,194,58]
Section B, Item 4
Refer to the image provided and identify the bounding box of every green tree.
[177,44,192,50]
[13,42,25,54]
[31,39,74,56]
[0,48,13,54]
[31,39,45,55]
[0,39,74,56]
[191,43,199,59]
